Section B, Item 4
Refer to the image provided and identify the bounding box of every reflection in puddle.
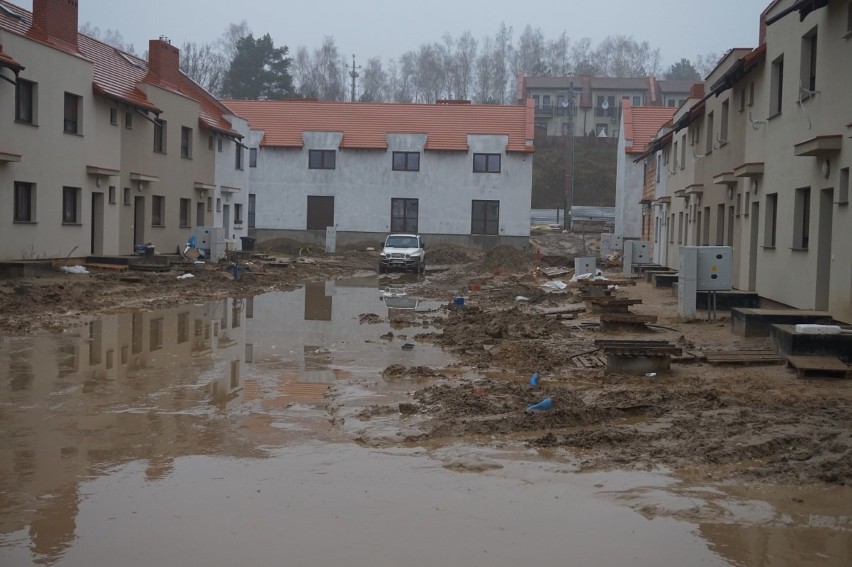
[1,278,851,566]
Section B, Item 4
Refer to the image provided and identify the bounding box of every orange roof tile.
[222,99,535,153]
[622,101,676,155]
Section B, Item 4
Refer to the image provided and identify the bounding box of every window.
[765,193,778,247]
[152,196,165,227]
[632,96,641,106]
[801,28,818,94]
[62,187,80,223]
[793,187,811,249]
[234,203,243,224]
[14,182,35,222]
[471,200,499,235]
[181,126,192,158]
[235,144,243,169]
[249,148,257,168]
[153,119,166,153]
[391,198,419,232]
[770,55,784,116]
[63,92,81,134]
[542,95,551,110]
[667,99,676,107]
[217,138,223,152]
[15,79,35,124]
[308,149,335,169]
[556,95,565,116]
[673,141,678,171]
[840,167,850,204]
[690,123,700,146]
[216,198,222,212]
[125,111,133,129]
[196,201,205,226]
[473,153,501,173]
[669,213,675,243]
[705,112,714,153]
[108,186,116,204]
[180,198,191,227]
[392,151,420,172]
[248,194,256,228]
[110,107,118,125]
[595,123,608,137]
[720,100,729,144]
[677,212,684,244]
[680,135,686,169]
[207,197,213,212]
[716,203,725,245]
[124,187,131,206]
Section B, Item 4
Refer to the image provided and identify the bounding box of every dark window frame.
[391,198,419,233]
[179,198,191,228]
[152,195,165,227]
[392,151,420,172]
[15,79,35,124]
[153,119,166,153]
[309,149,336,170]
[62,186,80,224]
[471,200,500,235]
[181,126,192,159]
[249,147,258,168]
[14,181,35,222]
[473,153,501,173]
[235,144,244,170]
[63,92,81,134]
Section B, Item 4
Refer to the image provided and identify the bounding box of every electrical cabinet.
[696,246,732,291]
[574,256,596,276]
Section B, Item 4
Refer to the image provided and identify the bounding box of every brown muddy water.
[1,277,850,566]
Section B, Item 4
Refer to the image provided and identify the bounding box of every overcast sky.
[16,0,764,69]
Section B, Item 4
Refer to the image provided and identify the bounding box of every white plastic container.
[795,324,842,335]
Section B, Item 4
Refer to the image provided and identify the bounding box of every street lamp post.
[563,79,576,231]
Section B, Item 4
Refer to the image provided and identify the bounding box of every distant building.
[517,75,694,139]
[222,99,536,249]
[1,0,248,261]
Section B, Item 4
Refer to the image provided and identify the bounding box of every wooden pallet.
[786,355,850,379]
[84,262,129,272]
[572,352,607,368]
[705,350,784,366]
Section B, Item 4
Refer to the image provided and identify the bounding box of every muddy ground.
[1,230,849,486]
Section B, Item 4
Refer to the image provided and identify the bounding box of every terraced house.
[223,99,535,248]
[638,0,852,323]
[0,0,249,261]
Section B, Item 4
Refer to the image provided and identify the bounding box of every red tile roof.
[222,99,535,153]
[0,43,23,71]
[621,100,676,155]
[1,0,239,136]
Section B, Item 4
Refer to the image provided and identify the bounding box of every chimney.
[147,38,182,86]
[31,0,79,51]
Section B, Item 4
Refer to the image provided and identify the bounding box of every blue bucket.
[454,296,465,306]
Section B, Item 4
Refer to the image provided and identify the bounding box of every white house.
[222,99,535,249]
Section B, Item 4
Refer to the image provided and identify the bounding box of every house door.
[307,196,335,230]
[196,202,205,227]
[91,192,104,255]
[748,202,759,291]
[134,196,145,251]
[814,189,834,310]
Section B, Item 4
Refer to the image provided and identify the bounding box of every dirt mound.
[479,246,534,272]
[427,245,478,265]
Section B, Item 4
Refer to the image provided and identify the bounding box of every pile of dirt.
[427,245,478,265]
[479,246,534,273]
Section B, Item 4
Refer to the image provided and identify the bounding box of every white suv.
[378,234,426,274]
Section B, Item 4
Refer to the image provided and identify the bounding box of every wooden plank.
[705,350,785,365]
[786,356,850,379]
[84,263,129,272]
[600,313,657,324]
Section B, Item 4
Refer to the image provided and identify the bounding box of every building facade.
[223,99,536,249]
[643,0,851,323]
[0,0,248,262]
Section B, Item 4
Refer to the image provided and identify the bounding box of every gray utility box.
[195,227,226,262]
[600,234,623,257]
[574,256,596,276]
[623,240,652,277]
[695,246,732,291]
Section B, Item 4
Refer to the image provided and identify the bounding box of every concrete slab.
[770,324,852,363]
[731,308,834,337]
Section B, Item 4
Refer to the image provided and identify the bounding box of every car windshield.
[387,236,418,248]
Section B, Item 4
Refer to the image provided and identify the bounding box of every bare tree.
[453,31,477,100]
[570,37,599,76]
[693,52,721,79]
[293,37,346,101]
[386,57,414,103]
[492,22,514,103]
[596,35,658,77]
[513,25,547,78]
[218,20,251,64]
[546,32,571,77]
[80,22,136,54]
[359,57,386,102]
[180,42,227,95]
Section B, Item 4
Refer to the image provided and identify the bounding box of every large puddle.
[1,277,850,566]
